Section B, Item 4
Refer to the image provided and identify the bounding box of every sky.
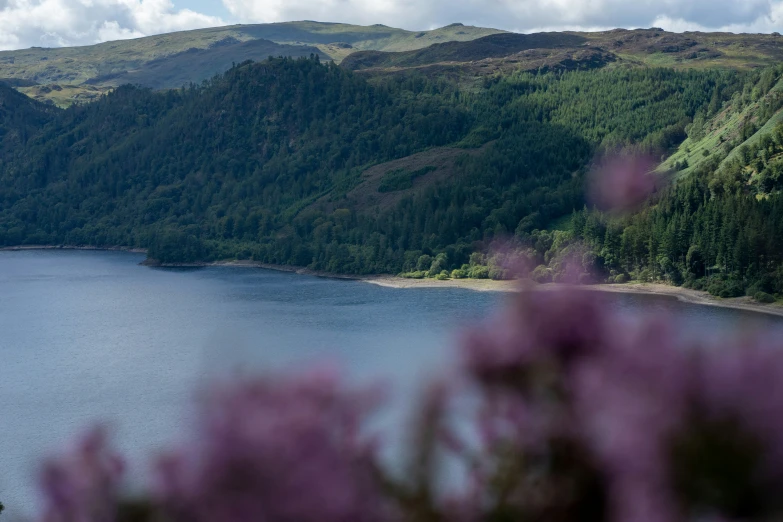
[1,0,783,51]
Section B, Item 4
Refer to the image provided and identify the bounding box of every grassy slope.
[342,32,588,69]
[82,39,325,90]
[580,29,783,69]
[660,76,783,176]
[0,21,503,105]
[4,24,783,107]
[345,28,783,82]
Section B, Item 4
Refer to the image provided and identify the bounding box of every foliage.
[0,57,750,277]
[754,291,776,303]
[377,166,436,193]
[506,66,783,297]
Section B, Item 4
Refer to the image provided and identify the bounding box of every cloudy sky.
[1,0,782,51]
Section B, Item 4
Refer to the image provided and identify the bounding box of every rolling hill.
[343,28,783,80]
[6,23,783,106]
[0,21,503,105]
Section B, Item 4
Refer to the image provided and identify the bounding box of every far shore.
[364,277,783,318]
[149,260,783,319]
[140,257,783,319]
[4,245,783,318]
[0,244,148,254]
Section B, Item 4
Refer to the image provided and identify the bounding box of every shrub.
[436,271,450,281]
[755,291,776,304]
[578,272,593,285]
[451,269,468,279]
[614,273,629,284]
[488,268,508,281]
[427,253,449,278]
[707,278,745,298]
[531,265,552,284]
[468,266,490,279]
[690,277,706,291]
[416,255,433,272]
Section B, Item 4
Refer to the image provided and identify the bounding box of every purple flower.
[462,288,614,387]
[38,426,124,522]
[155,368,391,522]
[697,336,783,478]
[571,316,690,522]
[589,154,657,213]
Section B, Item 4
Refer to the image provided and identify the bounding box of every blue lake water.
[2,249,783,515]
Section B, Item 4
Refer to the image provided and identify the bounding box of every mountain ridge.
[0,21,503,105]
[5,22,783,105]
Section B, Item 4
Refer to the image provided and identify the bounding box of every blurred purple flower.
[39,426,124,522]
[462,288,614,387]
[698,337,783,477]
[589,154,657,212]
[155,368,391,522]
[571,317,690,522]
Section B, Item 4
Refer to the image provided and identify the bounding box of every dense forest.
[545,123,783,300]
[3,53,783,297]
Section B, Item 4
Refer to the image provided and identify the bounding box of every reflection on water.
[1,250,782,515]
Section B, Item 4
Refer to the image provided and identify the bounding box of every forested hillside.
[0,55,748,276]
[0,82,54,153]
[531,66,783,299]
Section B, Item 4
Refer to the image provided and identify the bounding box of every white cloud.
[221,0,783,34]
[0,0,224,50]
[1,0,783,52]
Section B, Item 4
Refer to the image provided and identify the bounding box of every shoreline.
[4,246,783,318]
[144,258,783,319]
[0,245,148,254]
[363,276,783,318]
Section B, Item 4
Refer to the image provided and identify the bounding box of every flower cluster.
[460,287,783,522]
[155,368,390,522]
[38,427,124,522]
[588,153,658,213]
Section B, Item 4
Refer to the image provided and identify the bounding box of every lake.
[2,249,783,515]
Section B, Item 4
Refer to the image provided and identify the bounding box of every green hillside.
[344,28,783,81]
[342,32,588,69]
[0,81,55,154]
[0,21,502,105]
[5,21,783,295]
[526,65,783,299]
[6,24,783,106]
[659,67,783,176]
[0,56,742,275]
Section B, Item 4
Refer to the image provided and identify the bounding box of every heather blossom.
[589,154,658,212]
[570,317,691,522]
[461,285,783,521]
[155,368,391,522]
[38,426,124,522]
[462,286,614,388]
